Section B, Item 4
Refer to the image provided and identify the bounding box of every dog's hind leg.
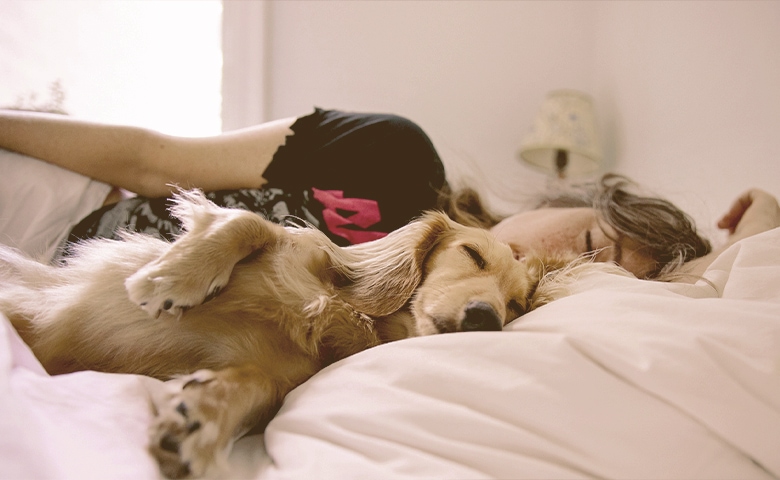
[125,191,288,318]
[149,364,286,479]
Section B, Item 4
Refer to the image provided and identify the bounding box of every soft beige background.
[0,0,222,136]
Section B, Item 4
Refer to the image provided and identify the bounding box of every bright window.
[0,0,222,136]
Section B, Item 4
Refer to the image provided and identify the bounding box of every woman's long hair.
[439,174,712,280]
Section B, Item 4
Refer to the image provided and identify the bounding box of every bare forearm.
[0,110,163,195]
[0,110,292,198]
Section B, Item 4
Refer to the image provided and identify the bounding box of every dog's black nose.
[461,301,503,332]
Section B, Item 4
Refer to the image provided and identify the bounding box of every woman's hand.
[676,188,779,282]
[716,188,780,243]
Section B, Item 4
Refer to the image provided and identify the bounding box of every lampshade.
[518,90,603,178]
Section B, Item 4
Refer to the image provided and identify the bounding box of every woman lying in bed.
[1,108,778,282]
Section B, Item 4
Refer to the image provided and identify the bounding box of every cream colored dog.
[1,190,574,478]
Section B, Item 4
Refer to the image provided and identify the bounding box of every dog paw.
[125,258,231,319]
[149,371,227,479]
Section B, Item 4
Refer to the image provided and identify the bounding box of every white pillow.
[0,149,112,262]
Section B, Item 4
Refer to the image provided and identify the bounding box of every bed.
[2,227,779,479]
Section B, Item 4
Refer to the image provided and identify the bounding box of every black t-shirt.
[60,108,447,257]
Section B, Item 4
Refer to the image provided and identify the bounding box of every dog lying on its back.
[0,190,576,478]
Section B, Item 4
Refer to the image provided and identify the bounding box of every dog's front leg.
[149,365,284,479]
[125,196,286,318]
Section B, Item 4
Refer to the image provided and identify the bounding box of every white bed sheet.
[1,228,779,480]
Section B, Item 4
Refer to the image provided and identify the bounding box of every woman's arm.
[0,110,295,197]
[678,188,780,280]
[715,188,780,238]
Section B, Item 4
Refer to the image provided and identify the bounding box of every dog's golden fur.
[0,190,582,478]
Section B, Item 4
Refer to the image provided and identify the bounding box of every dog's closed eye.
[461,245,486,270]
[507,299,526,318]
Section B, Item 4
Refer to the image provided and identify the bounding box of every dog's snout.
[461,301,502,332]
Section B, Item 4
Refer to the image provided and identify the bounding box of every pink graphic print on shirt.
[312,188,387,244]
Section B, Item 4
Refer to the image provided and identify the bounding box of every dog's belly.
[39,300,320,384]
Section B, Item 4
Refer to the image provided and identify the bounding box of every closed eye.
[585,230,593,254]
[507,299,526,318]
[461,244,486,270]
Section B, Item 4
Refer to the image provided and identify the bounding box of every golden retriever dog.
[0,190,574,478]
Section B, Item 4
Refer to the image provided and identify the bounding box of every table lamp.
[518,90,603,179]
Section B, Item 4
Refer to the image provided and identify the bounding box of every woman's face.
[489,207,655,278]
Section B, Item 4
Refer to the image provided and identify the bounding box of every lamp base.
[555,149,568,179]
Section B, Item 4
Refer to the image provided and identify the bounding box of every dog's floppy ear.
[525,253,630,310]
[523,254,577,311]
[331,211,454,317]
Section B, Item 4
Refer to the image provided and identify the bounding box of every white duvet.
[2,229,779,480]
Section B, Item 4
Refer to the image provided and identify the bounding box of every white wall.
[0,0,222,136]
[229,0,780,236]
[592,1,780,238]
